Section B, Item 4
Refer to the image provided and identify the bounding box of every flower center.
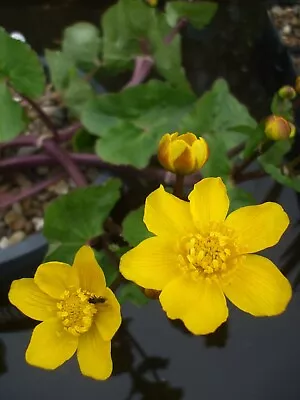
[178,226,238,279]
[57,288,98,336]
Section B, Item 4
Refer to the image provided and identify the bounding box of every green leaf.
[0,28,45,97]
[62,22,101,67]
[259,140,290,166]
[239,124,265,158]
[122,206,152,246]
[82,80,196,168]
[45,50,76,91]
[72,129,96,152]
[201,134,231,179]
[44,179,121,263]
[180,79,256,150]
[95,250,119,286]
[261,164,300,193]
[271,93,293,121]
[118,283,148,307]
[166,1,218,30]
[63,76,94,117]
[258,140,300,191]
[226,184,256,212]
[101,0,154,70]
[0,82,26,142]
[148,13,190,90]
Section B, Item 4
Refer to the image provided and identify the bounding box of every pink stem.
[164,18,188,45]
[0,122,82,150]
[0,172,65,209]
[42,140,87,187]
[124,55,154,89]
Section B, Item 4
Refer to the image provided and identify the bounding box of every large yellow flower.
[9,246,121,380]
[120,178,292,335]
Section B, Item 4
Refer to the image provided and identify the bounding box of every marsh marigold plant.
[120,177,292,335]
[9,246,121,380]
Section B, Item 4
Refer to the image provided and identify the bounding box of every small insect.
[88,296,106,304]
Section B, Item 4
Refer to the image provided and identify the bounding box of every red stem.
[123,55,154,89]
[42,140,87,187]
[0,122,81,150]
[164,18,188,45]
[0,172,65,209]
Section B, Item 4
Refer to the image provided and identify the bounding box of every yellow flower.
[158,132,209,175]
[9,246,121,380]
[120,178,291,335]
[264,115,295,140]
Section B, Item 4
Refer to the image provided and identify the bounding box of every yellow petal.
[9,278,56,321]
[192,138,209,169]
[188,177,229,230]
[225,202,289,253]
[172,142,195,174]
[159,276,228,335]
[73,246,106,296]
[26,318,78,369]
[77,324,112,380]
[221,255,292,316]
[120,237,181,290]
[34,262,79,299]
[179,132,198,145]
[94,288,121,341]
[144,185,196,238]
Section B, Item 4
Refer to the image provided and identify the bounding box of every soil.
[269,4,300,74]
[0,91,99,250]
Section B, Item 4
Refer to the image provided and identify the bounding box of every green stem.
[232,140,273,180]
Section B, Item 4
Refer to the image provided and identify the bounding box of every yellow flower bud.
[146,0,158,6]
[158,132,209,175]
[278,85,296,100]
[264,115,295,141]
[295,77,300,94]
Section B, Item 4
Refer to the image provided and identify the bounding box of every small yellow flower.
[158,132,209,175]
[120,178,291,335]
[9,246,121,380]
[278,85,296,100]
[264,115,295,140]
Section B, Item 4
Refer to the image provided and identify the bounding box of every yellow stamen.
[178,224,239,280]
[56,288,98,336]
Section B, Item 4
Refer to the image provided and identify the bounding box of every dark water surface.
[1,1,300,399]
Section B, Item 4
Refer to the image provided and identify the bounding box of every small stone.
[15,174,32,188]
[12,203,22,214]
[7,231,26,246]
[4,210,20,226]
[282,25,292,35]
[32,217,44,231]
[272,6,283,17]
[48,180,69,195]
[37,166,49,175]
[24,221,33,234]
[10,217,27,231]
[0,237,9,249]
[21,198,32,212]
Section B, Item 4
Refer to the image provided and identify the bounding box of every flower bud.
[158,132,209,175]
[146,0,158,6]
[278,85,296,100]
[264,115,295,140]
[295,77,300,94]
